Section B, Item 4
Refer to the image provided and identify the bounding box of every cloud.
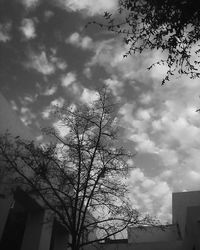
[20,0,40,9]
[109,45,200,203]
[50,51,68,70]
[25,49,67,75]
[87,38,155,84]
[42,97,65,119]
[50,98,65,107]
[83,67,92,78]
[53,120,70,138]
[128,168,172,222]
[61,72,77,87]
[119,74,200,197]
[18,95,38,107]
[66,32,93,50]
[2,2,200,223]
[80,88,98,105]
[0,22,12,42]
[26,51,56,75]
[44,10,55,21]
[104,77,123,98]
[20,107,36,126]
[188,170,200,181]
[55,0,118,16]
[81,35,200,207]
[20,18,36,39]
[139,93,152,105]
[10,100,19,111]
[43,86,58,96]
[36,83,58,97]
[131,133,158,154]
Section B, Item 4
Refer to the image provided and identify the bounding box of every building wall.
[172,191,200,238]
[100,241,183,250]
[101,191,200,250]
[183,206,200,250]
[128,225,179,243]
[0,188,69,250]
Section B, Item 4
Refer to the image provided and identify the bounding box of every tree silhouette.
[0,89,156,250]
[90,0,200,84]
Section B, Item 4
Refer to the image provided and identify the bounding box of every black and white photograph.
[0,0,200,249]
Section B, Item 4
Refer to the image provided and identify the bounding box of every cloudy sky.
[1,0,200,223]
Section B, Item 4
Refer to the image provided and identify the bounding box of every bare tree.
[90,0,200,84]
[0,89,156,250]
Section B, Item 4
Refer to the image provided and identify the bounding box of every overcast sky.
[1,0,200,223]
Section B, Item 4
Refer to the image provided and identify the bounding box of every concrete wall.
[0,191,69,250]
[99,241,183,250]
[183,206,200,250]
[128,225,179,243]
[172,191,200,238]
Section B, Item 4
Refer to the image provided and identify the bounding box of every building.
[100,191,200,250]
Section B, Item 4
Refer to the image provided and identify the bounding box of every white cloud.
[130,133,158,154]
[128,168,172,222]
[42,97,65,119]
[36,83,58,97]
[56,61,67,70]
[113,41,200,198]
[44,10,55,21]
[104,77,123,98]
[136,108,153,121]
[66,32,93,50]
[158,148,179,167]
[20,107,36,126]
[10,100,18,111]
[50,53,67,70]
[119,103,135,125]
[56,0,118,16]
[42,107,52,119]
[87,38,155,83]
[18,95,38,107]
[42,86,58,96]
[20,0,40,9]
[139,93,152,105]
[53,120,70,138]
[80,88,98,105]
[0,22,12,42]
[83,67,92,78]
[26,51,55,75]
[61,72,77,87]
[51,97,65,108]
[20,18,36,39]
[67,30,200,222]
[68,82,82,96]
[26,50,67,75]
[189,170,200,181]
[60,72,82,98]
[24,96,35,103]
